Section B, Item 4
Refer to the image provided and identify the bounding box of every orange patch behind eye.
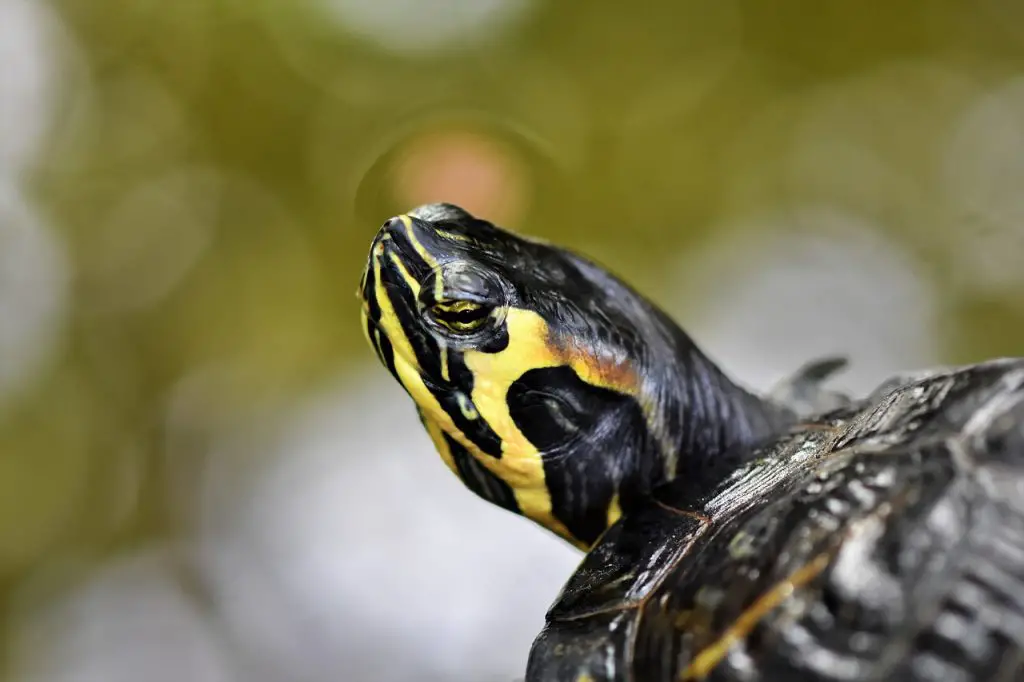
[455,307,645,548]
[551,336,641,398]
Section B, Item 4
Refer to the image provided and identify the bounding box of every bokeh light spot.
[191,373,577,682]
[0,187,68,409]
[80,168,219,314]
[318,0,535,54]
[390,128,530,225]
[669,205,941,394]
[942,77,1024,294]
[0,0,64,182]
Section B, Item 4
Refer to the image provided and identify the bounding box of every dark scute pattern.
[527,358,1024,682]
[546,502,707,620]
[508,365,657,547]
[630,449,926,680]
[881,497,1024,682]
[972,372,1024,470]
[526,610,636,682]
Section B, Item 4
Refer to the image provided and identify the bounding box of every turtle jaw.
[359,216,437,392]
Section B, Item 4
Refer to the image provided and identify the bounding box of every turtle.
[357,202,1024,682]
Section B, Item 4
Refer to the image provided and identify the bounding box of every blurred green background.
[1,0,1023,680]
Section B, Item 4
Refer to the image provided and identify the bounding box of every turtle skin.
[527,358,1024,682]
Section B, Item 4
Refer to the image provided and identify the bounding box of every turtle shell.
[526,358,1024,682]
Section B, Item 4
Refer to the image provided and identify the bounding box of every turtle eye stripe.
[432,302,492,324]
[433,300,482,314]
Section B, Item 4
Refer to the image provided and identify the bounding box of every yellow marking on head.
[434,300,478,314]
[388,252,420,293]
[461,307,640,548]
[368,249,578,544]
[606,493,623,529]
[367,235,638,549]
[557,344,641,396]
[398,214,441,273]
[680,552,832,680]
[433,268,445,303]
[421,413,457,476]
[434,228,472,243]
[456,392,478,420]
[439,344,450,382]
[371,267,486,486]
[364,239,420,390]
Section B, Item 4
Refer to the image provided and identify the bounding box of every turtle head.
[359,203,783,549]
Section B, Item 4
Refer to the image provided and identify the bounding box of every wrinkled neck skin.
[649,311,795,489]
[521,296,793,548]
[550,254,795,519]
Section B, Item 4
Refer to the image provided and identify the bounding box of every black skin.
[528,358,1024,682]
[362,203,793,547]
[364,205,1024,681]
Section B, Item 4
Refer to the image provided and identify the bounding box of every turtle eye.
[429,299,494,333]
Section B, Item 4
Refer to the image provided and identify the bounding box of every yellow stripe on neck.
[461,307,641,548]
[373,243,641,548]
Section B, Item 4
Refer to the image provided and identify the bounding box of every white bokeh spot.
[319,0,535,53]
[10,550,235,682]
[668,205,941,395]
[941,77,1024,294]
[0,187,69,409]
[188,371,579,682]
[82,168,220,313]
[0,0,65,182]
